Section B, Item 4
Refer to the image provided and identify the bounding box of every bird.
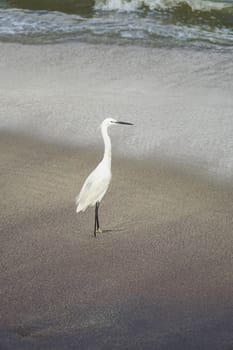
[76,118,133,237]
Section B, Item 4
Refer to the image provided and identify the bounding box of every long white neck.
[101,124,112,168]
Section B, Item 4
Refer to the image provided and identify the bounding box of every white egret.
[76,118,133,237]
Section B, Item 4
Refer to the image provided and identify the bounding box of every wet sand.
[1,134,233,349]
[1,42,233,178]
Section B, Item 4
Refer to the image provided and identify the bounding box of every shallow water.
[1,42,233,180]
[0,0,233,49]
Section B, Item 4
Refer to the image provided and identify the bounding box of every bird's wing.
[76,170,111,211]
[76,173,93,204]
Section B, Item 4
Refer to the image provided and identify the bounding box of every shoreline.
[1,40,233,349]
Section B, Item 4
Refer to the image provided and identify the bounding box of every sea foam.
[94,0,233,12]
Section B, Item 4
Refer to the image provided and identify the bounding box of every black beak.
[115,121,134,125]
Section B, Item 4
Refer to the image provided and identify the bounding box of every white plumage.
[76,161,111,213]
[76,118,133,236]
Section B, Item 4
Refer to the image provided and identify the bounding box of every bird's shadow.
[102,228,124,233]
[93,228,125,237]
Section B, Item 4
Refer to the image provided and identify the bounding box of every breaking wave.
[0,0,232,48]
[95,0,233,12]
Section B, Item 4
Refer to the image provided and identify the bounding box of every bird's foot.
[96,228,103,234]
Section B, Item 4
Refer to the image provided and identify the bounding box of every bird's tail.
[75,196,86,213]
[75,196,81,213]
[76,206,82,213]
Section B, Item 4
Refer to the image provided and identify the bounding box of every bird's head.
[101,118,133,128]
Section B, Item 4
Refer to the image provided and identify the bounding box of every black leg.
[94,203,97,237]
[96,202,100,230]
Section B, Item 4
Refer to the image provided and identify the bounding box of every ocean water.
[0,0,233,49]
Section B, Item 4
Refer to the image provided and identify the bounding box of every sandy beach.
[0,42,233,349]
